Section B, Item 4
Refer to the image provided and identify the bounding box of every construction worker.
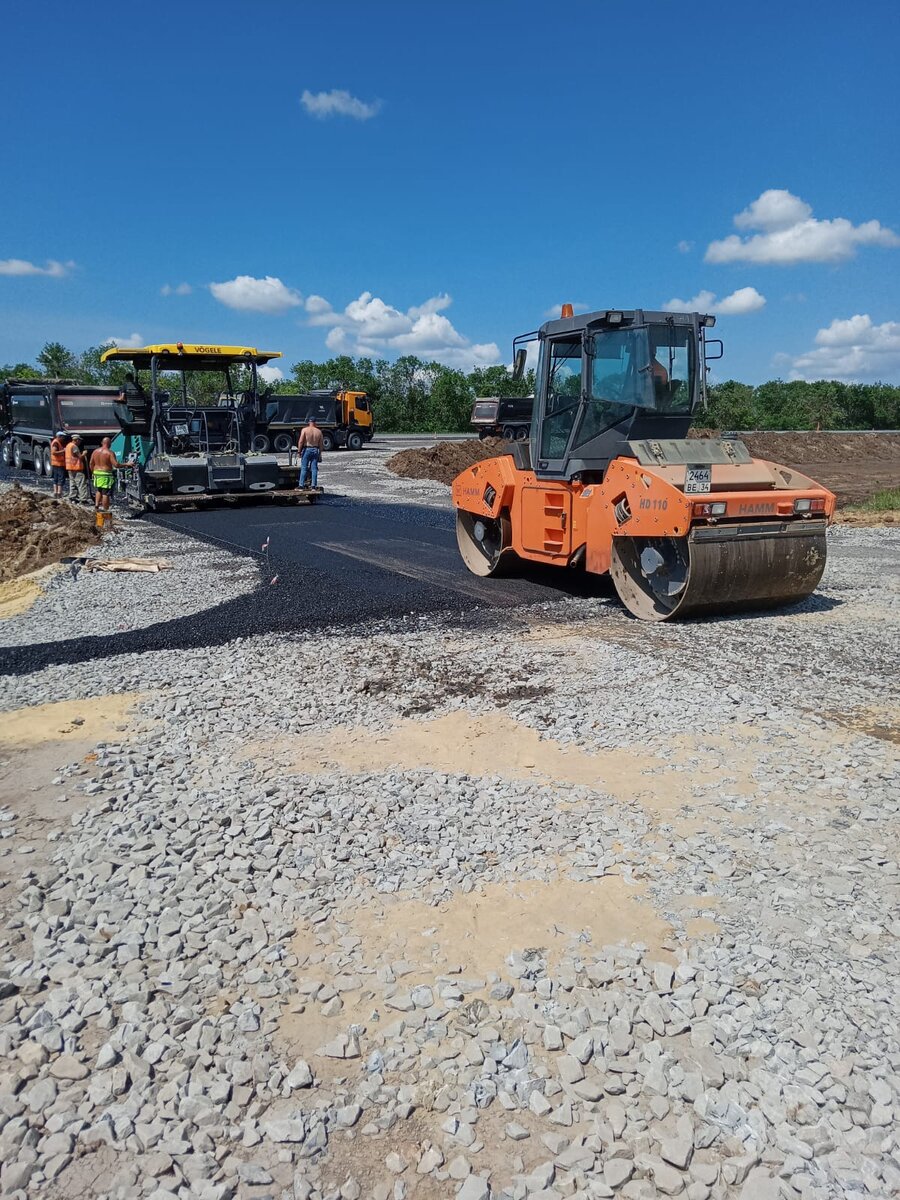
[64,435,90,505]
[50,430,69,500]
[89,436,118,511]
[297,418,323,489]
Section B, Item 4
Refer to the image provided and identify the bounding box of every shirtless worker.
[49,430,69,500]
[89,437,119,511]
[65,434,90,505]
[297,418,324,489]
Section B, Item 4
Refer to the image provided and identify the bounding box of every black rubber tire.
[322,432,335,452]
[33,446,44,476]
[43,447,53,475]
[516,425,530,441]
[346,431,364,451]
[502,425,515,440]
[12,441,24,470]
[0,440,11,467]
[273,433,293,453]
[252,434,271,452]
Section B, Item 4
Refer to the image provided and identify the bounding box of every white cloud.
[542,302,590,319]
[714,286,767,315]
[161,282,192,296]
[258,364,284,384]
[300,89,380,120]
[408,293,452,319]
[676,240,694,254]
[312,290,501,369]
[103,333,144,349]
[663,287,766,315]
[304,294,334,322]
[0,258,75,278]
[788,314,900,382]
[209,275,302,314]
[706,189,900,265]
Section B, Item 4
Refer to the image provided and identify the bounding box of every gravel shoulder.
[0,484,897,1200]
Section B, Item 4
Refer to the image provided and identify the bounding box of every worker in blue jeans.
[297,418,324,488]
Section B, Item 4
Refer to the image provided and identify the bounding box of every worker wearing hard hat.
[50,430,69,500]
[64,435,89,505]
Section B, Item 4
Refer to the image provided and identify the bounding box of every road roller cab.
[452,307,837,620]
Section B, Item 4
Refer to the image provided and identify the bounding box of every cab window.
[539,340,582,459]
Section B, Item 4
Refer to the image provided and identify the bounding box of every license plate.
[684,466,712,494]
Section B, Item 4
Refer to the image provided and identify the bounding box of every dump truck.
[470,395,533,441]
[253,388,374,452]
[100,343,318,511]
[0,379,120,475]
[452,306,836,621]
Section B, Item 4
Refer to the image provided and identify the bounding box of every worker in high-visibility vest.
[64,435,89,505]
[50,430,68,500]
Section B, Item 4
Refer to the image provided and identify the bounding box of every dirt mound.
[386,437,512,485]
[735,433,900,506]
[387,432,900,506]
[0,485,100,584]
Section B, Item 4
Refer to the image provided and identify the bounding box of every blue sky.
[3,0,899,384]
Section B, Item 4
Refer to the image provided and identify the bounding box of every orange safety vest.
[64,443,84,471]
[50,438,66,468]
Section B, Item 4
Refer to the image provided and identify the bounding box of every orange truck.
[452,306,835,620]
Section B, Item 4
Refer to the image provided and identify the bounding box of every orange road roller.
[452,306,836,620]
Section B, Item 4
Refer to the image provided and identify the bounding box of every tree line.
[4,341,899,432]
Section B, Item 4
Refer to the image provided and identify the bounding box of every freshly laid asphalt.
[0,488,611,676]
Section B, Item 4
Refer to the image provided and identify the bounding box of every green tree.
[705,380,756,430]
[36,341,79,379]
[425,367,473,431]
[78,345,132,388]
[1,361,42,381]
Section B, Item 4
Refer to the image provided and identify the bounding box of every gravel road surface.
[0,464,897,1200]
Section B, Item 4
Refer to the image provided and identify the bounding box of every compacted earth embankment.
[0,488,897,1200]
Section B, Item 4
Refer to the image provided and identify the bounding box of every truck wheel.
[502,425,515,440]
[43,447,53,474]
[12,441,24,470]
[252,434,270,452]
[346,431,364,451]
[33,445,44,476]
[517,425,530,441]
[1,440,11,466]
[273,434,293,453]
[322,432,335,452]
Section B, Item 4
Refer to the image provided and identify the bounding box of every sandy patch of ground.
[0,692,149,944]
[279,875,676,1075]
[248,709,760,827]
[335,875,673,977]
[0,692,145,745]
[0,576,43,619]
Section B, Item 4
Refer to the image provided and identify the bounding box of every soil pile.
[386,437,512,485]
[0,485,100,583]
[734,432,900,506]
